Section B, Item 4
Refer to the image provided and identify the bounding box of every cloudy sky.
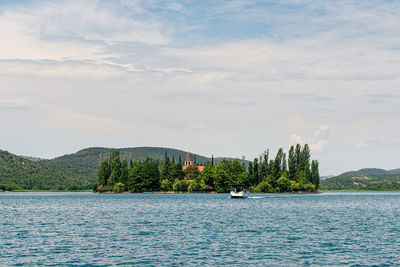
[1,0,399,175]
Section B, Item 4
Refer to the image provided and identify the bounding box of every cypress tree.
[108,149,122,185]
[311,160,320,189]
[241,156,246,171]
[295,144,302,178]
[161,153,171,180]
[253,158,259,185]
[248,161,254,185]
[301,144,311,182]
[288,146,296,181]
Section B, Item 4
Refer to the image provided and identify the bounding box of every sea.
[1,191,400,266]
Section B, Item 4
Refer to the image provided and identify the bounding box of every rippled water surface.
[1,192,400,266]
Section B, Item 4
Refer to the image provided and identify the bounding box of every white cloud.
[1,0,400,175]
[356,141,368,148]
[0,0,168,63]
[314,125,330,139]
[168,3,183,12]
[290,125,330,153]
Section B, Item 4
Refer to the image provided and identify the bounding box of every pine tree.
[161,152,171,180]
[108,149,122,186]
[120,159,129,185]
[97,158,110,186]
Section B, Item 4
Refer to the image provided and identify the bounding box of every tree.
[277,172,292,192]
[108,150,122,186]
[168,163,185,181]
[241,156,246,171]
[127,164,144,192]
[140,158,160,191]
[311,160,320,189]
[214,160,231,192]
[97,159,110,186]
[120,159,129,185]
[184,165,200,180]
[161,152,171,180]
[271,148,285,184]
[288,146,296,181]
[295,144,302,178]
[253,158,259,185]
[301,144,311,183]
[248,161,254,185]
[200,163,215,188]
[230,159,245,182]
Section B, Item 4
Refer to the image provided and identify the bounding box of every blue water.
[1,192,400,266]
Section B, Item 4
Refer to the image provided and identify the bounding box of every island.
[95,143,320,193]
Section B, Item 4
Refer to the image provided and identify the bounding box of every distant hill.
[44,146,238,177]
[321,167,400,190]
[1,147,243,191]
[0,149,95,190]
[337,168,400,177]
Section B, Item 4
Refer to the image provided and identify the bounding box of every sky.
[1,0,400,175]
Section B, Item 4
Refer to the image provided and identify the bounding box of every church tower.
[184,153,194,167]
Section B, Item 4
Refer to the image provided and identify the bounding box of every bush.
[0,184,23,191]
[161,179,173,191]
[303,183,316,192]
[290,180,300,191]
[113,182,125,193]
[277,175,292,192]
[102,185,113,192]
[199,179,209,191]
[187,180,199,193]
[252,181,271,193]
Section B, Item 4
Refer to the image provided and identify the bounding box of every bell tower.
[184,153,194,167]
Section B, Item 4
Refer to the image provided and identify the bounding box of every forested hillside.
[46,147,237,177]
[321,168,400,190]
[0,150,95,190]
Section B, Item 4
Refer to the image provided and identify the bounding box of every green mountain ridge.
[338,168,400,177]
[321,167,400,190]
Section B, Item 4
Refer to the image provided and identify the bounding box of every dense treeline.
[96,144,320,193]
[249,144,320,193]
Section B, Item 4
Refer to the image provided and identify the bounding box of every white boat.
[230,185,249,198]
